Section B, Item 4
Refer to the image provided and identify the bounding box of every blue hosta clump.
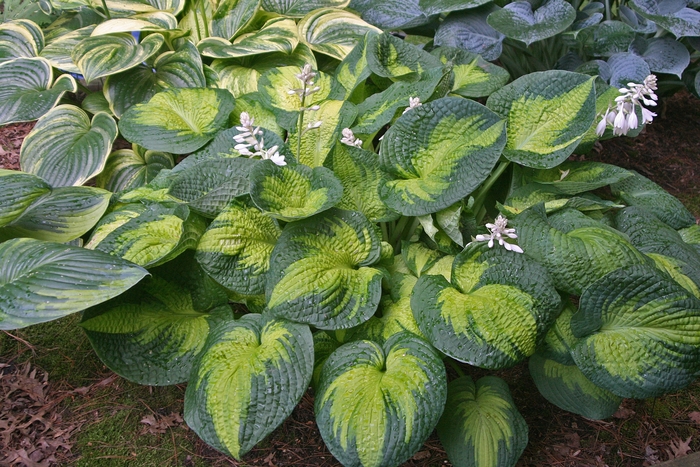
[2,1,700,466]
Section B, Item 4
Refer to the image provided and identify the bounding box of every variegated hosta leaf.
[184,314,314,459]
[177,0,212,43]
[20,105,117,187]
[514,161,632,195]
[119,88,235,154]
[434,9,505,62]
[103,0,186,16]
[85,202,206,268]
[679,225,700,248]
[570,264,700,398]
[260,0,349,17]
[91,13,178,35]
[630,0,700,38]
[324,143,398,223]
[647,253,700,299]
[379,96,506,216]
[611,171,696,229]
[486,71,596,169]
[0,186,110,243]
[197,17,298,59]
[71,33,164,83]
[486,0,576,45]
[82,92,112,116]
[315,333,447,467]
[411,242,561,369]
[298,8,380,60]
[437,376,528,467]
[0,238,147,330]
[96,145,175,193]
[514,205,648,294]
[266,208,382,330]
[431,46,510,98]
[0,20,44,62]
[503,185,623,217]
[334,32,372,99]
[366,32,443,81]
[211,0,258,40]
[81,253,231,385]
[195,200,281,296]
[105,41,206,118]
[311,331,340,388]
[249,162,343,222]
[39,25,95,74]
[231,94,284,137]
[402,241,442,277]
[0,57,77,126]
[0,169,51,228]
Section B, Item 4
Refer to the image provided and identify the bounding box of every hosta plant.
[2,1,700,466]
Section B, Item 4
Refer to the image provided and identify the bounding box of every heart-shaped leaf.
[0,20,44,62]
[630,37,690,77]
[96,145,175,193]
[366,32,442,81]
[39,25,95,74]
[431,46,510,98]
[630,0,700,37]
[298,8,380,60]
[198,17,298,59]
[607,52,651,87]
[435,8,505,61]
[487,0,576,45]
[211,0,258,40]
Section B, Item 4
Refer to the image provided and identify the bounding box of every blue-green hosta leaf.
[20,105,117,187]
[514,205,648,294]
[0,20,44,62]
[96,145,175,193]
[0,57,77,126]
[0,186,110,243]
[0,170,51,228]
[486,71,596,169]
[487,0,576,45]
[249,162,343,222]
[211,0,258,40]
[411,242,561,369]
[515,161,632,195]
[611,171,696,229]
[431,46,510,98]
[81,253,231,385]
[315,333,447,467]
[619,4,657,33]
[266,209,382,330]
[105,42,206,118]
[334,33,372,99]
[607,52,651,88]
[586,21,636,57]
[119,88,235,154]
[71,32,164,83]
[366,32,442,82]
[570,264,700,398]
[379,96,506,216]
[85,202,206,268]
[39,25,94,74]
[630,0,700,37]
[437,376,528,467]
[630,37,690,77]
[260,0,349,17]
[184,314,313,459]
[298,8,380,61]
[348,0,427,29]
[434,8,505,61]
[0,238,147,330]
[325,144,398,223]
[195,200,282,296]
[198,17,298,59]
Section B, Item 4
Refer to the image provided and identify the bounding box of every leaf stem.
[472,160,510,224]
[390,216,410,246]
[447,358,466,378]
[100,0,111,19]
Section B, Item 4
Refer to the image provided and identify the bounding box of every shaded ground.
[1,91,699,467]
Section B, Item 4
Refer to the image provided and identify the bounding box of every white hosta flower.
[595,74,658,137]
[233,112,285,165]
[474,215,523,253]
[288,63,321,102]
[403,96,422,114]
[340,128,363,147]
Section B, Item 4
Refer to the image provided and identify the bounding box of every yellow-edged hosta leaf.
[39,25,95,74]
[198,17,298,59]
[431,46,510,98]
[96,144,175,193]
[211,0,259,40]
[366,32,443,81]
[334,32,373,98]
[0,20,44,62]
[298,8,380,60]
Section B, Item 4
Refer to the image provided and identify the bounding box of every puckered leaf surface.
[486,0,576,45]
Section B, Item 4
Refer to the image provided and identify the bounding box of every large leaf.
[366,32,443,81]
[39,25,94,74]
[630,0,700,37]
[0,238,147,330]
[20,105,117,187]
[96,145,175,193]
[298,8,380,60]
[197,17,298,59]
[570,264,700,398]
[486,71,596,169]
[437,376,528,467]
[514,161,632,195]
[119,88,235,154]
[0,20,44,62]
[607,52,651,88]
[334,32,372,99]
[260,0,349,17]
[431,46,510,98]
[184,314,313,458]
[434,8,505,61]
[411,242,561,369]
[315,333,447,467]
[379,96,506,216]
[487,0,576,45]
[350,0,490,29]
[266,209,383,330]
[0,57,77,125]
[630,37,690,77]
[211,0,259,40]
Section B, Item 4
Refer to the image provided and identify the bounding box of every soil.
[1,91,699,467]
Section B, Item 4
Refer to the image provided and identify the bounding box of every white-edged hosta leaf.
[487,0,576,45]
[0,57,77,126]
[379,96,506,216]
[434,8,505,62]
[177,0,212,43]
[298,8,380,61]
[249,162,343,222]
[514,204,648,294]
[324,143,398,223]
[607,52,651,88]
[411,242,561,369]
[0,169,51,228]
[366,32,442,81]
[0,186,110,243]
[515,161,632,195]
[315,332,447,467]
[102,0,186,16]
[96,145,175,193]
[195,200,281,295]
[91,13,178,35]
[260,0,349,17]
[211,0,258,40]
[0,238,147,330]
[105,41,206,117]
[570,264,700,398]
[630,37,690,77]
[486,71,596,169]
[119,88,235,154]
[334,32,373,99]
[431,46,510,98]
[0,20,44,62]
[630,0,700,37]
[184,314,313,459]
[20,105,117,187]
[39,25,95,74]
[197,17,298,59]
[81,252,231,385]
[266,208,382,330]
[437,376,528,467]
[71,32,164,83]
[611,171,696,229]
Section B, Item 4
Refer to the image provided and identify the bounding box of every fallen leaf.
[644,445,660,465]
[412,450,431,460]
[669,437,692,459]
[689,412,700,425]
[613,407,636,419]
